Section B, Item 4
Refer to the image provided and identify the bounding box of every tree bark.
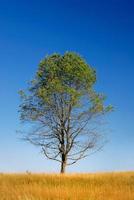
[60,154,67,174]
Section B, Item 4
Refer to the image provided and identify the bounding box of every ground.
[0,172,134,200]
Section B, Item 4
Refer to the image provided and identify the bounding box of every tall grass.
[0,172,134,200]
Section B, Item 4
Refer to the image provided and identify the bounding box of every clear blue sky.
[0,0,134,173]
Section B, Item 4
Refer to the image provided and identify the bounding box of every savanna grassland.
[0,172,134,200]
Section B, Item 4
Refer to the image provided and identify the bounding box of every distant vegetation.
[0,172,134,200]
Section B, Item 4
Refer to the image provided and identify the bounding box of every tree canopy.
[19,52,112,173]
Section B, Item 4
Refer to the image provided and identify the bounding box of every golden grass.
[0,172,134,200]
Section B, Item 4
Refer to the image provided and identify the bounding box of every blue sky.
[0,0,134,173]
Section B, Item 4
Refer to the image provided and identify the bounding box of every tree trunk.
[60,154,67,174]
[60,161,66,173]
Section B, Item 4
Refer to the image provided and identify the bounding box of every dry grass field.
[0,172,134,200]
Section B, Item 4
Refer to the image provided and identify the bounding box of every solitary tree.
[19,52,112,173]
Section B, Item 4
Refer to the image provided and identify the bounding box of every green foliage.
[19,52,112,122]
[36,52,96,102]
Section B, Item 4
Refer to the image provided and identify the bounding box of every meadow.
[0,172,134,200]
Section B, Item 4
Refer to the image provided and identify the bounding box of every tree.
[19,52,112,173]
